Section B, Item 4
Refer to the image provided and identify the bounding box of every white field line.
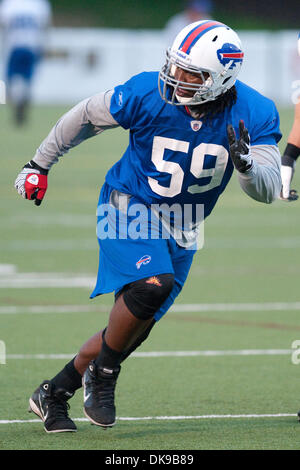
[1,240,97,251]
[1,302,300,314]
[0,413,296,425]
[5,214,95,228]
[0,305,108,314]
[5,349,292,360]
[2,237,300,251]
[171,302,300,312]
[0,274,95,289]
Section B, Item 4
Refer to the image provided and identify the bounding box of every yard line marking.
[6,349,292,360]
[1,302,300,314]
[2,236,300,251]
[0,274,95,289]
[5,214,95,228]
[0,305,108,314]
[7,354,76,360]
[171,302,300,312]
[2,237,300,251]
[0,240,96,251]
[130,349,292,357]
[205,237,300,249]
[0,264,16,275]
[0,413,296,424]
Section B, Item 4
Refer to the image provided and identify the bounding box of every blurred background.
[1,0,300,451]
[0,0,299,107]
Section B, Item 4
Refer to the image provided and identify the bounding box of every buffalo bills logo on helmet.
[217,43,244,69]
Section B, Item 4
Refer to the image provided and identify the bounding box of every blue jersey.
[106,72,281,219]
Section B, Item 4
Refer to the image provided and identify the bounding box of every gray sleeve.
[237,145,282,204]
[32,90,119,170]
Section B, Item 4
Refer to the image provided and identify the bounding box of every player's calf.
[83,273,174,427]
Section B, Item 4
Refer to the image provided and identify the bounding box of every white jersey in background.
[0,0,51,53]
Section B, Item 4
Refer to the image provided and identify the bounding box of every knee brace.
[121,273,174,320]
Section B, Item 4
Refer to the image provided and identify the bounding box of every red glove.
[15,160,49,206]
[24,173,48,206]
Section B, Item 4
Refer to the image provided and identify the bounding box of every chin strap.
[175,93,194,105]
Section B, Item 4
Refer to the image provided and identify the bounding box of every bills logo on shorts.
[136,255,151,270]
[217,43,244,69]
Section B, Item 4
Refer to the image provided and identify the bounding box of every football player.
[280,33,300,201]
[0,0,52,125]
[15,20,282,433]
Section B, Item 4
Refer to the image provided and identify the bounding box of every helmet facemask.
[158,48,236,106]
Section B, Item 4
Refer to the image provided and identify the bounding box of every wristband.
[283,143,300,161]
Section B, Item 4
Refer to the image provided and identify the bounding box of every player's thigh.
[91,234,175,298]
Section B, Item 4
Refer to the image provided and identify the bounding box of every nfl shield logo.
[191,120,202,131]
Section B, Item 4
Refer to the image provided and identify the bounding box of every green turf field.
[0,103,300,450]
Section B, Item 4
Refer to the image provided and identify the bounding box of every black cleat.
[279,189,298,201]
[28,380,77,433]
[83,361,120,428]
[298,411,300,422]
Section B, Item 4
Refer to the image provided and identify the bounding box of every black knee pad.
[122,273,174,320]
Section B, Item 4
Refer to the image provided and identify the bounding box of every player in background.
[0,0,52,125]
[15,20,282,433]
[164,0,214,47]
[280,33,300,201]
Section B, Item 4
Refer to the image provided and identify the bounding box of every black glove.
[227,120,253,173]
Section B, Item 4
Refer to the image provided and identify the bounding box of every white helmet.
[158,20,244,106]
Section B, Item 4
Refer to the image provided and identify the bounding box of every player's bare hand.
[227,120,253,173]
[14,160,48,206]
